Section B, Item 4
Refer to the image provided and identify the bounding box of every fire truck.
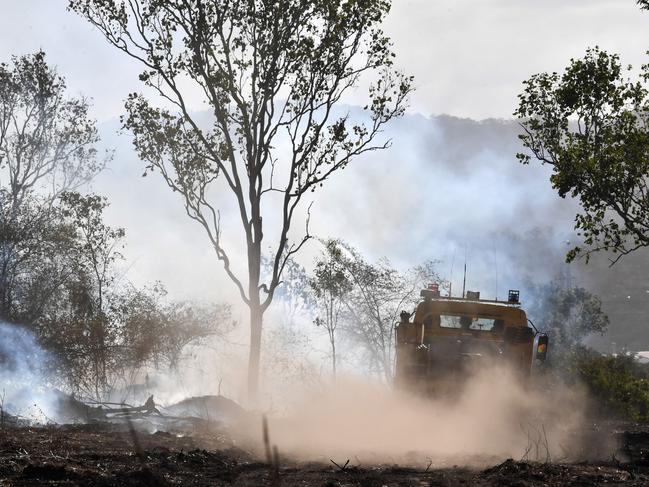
[394,285,548,394]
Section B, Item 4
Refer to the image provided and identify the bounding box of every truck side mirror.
[536,334,549,361]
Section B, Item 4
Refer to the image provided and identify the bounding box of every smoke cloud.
[0,321,59,423]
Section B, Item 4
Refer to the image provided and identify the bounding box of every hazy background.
[1,0,648,352]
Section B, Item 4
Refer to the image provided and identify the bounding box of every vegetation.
[0,51,105,320]
[512,0,649,423]
[555,347,649,422]
[526,280,609,353]
[42,193,233,399]
[515,47,649,265]
[309,239,351,378]
[524,280,648,422]
[0,52,232,401]
[69,0,412,399]
[309,239,443,381]
[525,279,648,422]
[515,1,649,265]
[0,3,644,428]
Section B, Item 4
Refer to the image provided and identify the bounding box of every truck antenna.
[461,245,467,298]
[448,248,456,297]
[492,238,499,301]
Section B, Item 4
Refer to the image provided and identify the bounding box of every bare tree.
[310,239,351,378]
[341,251,413,381]
[311,240,444,381]
[70,0,412,399]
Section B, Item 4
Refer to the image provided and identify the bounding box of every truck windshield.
[439,314,503,331]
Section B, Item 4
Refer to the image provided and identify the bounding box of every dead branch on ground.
[330,459,350,472]
[262,415,281,486]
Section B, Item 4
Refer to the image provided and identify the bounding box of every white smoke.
[0,321,59,423]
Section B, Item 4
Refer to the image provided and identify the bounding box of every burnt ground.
[0,422,648,486]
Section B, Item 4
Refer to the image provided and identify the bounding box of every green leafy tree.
[60,192,126,316]
[562,347,649,422]
[0,51,104,319]
[0,51,230,397]
[0,192,72,324]
[515,47,649,264]
[36,195,233,399]
[51,192,126,397]
[69,0,412,399]
[527,280,609,353]
[115,283,234,371]
[0,51,102,203]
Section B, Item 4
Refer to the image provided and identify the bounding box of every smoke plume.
[0,321,59,423]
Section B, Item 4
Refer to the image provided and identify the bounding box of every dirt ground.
[0,422,648,486]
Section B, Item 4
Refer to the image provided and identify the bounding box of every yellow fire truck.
[395,285,548,394]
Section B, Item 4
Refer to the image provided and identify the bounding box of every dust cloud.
[243,366,608,466]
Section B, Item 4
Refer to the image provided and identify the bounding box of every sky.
[0,0,647,120]
[384,0,649,119]
[1,1,649,350]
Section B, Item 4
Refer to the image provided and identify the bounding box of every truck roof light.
[421,283,441,299]
[508,290,520,303]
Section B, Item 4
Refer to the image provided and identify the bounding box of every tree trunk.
[247,302,263,403]
[247,203,264,403]
[331,337,337,379]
